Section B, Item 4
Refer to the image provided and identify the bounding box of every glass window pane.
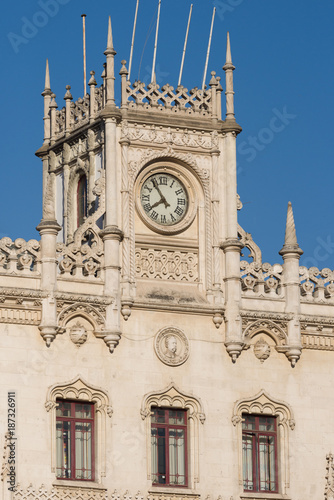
[151,408,166,424]
[56,401,71,418]
[242,415,255,430]
[169,410,185,425]
[56,421,71,479]
[242,433,254,490]
[259,435,276,491]
[259,416,275,432]
[169,428,185,485]
[75,422,92,480]
[75,403,93,419]
[152,427,166,483]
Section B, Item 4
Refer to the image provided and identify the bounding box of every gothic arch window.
[141,383,205,490]
[77,174,87,227]
[45,376,112,483]
[232,390,295,498]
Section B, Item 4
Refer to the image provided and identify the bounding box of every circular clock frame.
[135,163,197,235]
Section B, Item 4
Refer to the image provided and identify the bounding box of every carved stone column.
[221,238,244,361]
[279,202,303,366]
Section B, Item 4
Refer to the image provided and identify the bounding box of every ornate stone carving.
[240,260,283,296]
[135,247,198,282]
[58,171,105,279]
[125,80,212,116]
[13,487,201,500]
[58,302,106,329]
[325,453,334,499]
[300,266,334,301]
[69,321,88,346]
[253,337,271,363]
[238,224,262,264]
[0,237,40,274]
[243,318,288,347]
[14,485,108,499]
[154,327,190,366]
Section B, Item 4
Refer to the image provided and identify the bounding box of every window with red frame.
[56,400,95,481]
[151,407,188,487]
[242,414,278,493]
[77,175,87,227]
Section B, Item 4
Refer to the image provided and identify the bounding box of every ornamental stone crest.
[253,336,271,363]
[154,327,189,366]
[69,321,87,346]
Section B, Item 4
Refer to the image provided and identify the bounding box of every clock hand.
[150,199,164,209]
[152,179,171,208]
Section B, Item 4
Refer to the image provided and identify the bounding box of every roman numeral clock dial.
[136,167,196,235]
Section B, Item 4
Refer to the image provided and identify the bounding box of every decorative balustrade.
[0,237,40,274]
[299,266,334,300]
[240,260,283,296]
[124,80,213,116]
[54,85,103,140]
[57,228,104,280]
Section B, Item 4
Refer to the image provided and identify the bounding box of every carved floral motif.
[135,247,198,282]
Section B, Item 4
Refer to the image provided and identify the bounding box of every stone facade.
[0,18,333,500]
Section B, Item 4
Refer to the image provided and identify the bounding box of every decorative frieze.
[122,121,218,150]
[13,487,202,500]
[135,247,198,282]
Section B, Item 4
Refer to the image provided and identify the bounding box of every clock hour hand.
[150,199,164,209]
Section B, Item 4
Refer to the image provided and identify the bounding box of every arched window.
[77,175,87,227]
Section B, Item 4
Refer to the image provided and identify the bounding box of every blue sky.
[1,0,334,269]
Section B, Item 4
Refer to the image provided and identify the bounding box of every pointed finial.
[285,202,297,246]
[226,32,232,64]
[105,16,115,55]
[279,202,303,256]
[88,71,97,86]
[45,59,51,91]
[223,32,235,71]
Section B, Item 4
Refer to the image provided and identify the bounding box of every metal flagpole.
[202,7,216,91]
[81,14,87,95]
[128,0,140,81]
[178,4,193,87]
[151,0,161,83]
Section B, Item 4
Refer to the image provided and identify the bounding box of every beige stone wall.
[0,312,332,499]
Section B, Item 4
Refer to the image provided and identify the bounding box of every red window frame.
[77,175,87,228]
[151,407,188,487]
[242,414,278,493]
[56,399,95,481]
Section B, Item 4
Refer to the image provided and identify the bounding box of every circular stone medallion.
[154,327,189,366]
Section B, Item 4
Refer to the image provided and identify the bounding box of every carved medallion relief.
[154,327,189,366]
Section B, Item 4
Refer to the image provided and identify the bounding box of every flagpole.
[178,4,193,87]
[202,7,216,91]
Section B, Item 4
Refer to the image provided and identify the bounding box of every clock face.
[140,172,189,226]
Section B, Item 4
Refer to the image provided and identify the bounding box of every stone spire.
[223,32,235,121]
[279,202,303,256]
[104,16,116,106]
[44,58,51,93]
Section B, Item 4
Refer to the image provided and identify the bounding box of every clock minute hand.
[152,179,170,208]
